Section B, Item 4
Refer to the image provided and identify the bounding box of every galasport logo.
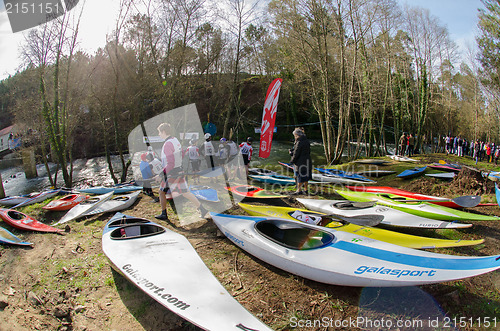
[3,0,79,33]
[122,264,191,310]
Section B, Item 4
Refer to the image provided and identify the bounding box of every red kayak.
[0,208,63,233]
[345,186,495,208]
[225,185,286,199]
[43,194,88,211]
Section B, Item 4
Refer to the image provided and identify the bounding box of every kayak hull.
[0,208,62,233]
[54,192,113,225]
[336,190,499,222]
[225,185,286,199]
[102,213,271,331]
[0,226,32,246]
[238,203,483,249]
[296,198,472,229]
[43,194,89,211]
[211,213,500,287]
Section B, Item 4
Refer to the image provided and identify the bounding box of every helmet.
[189,139,197,145]
[220,138,227,142]
[247,137,253,143]
[204,133,211,140]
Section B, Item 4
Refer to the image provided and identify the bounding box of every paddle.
[391,195,481,208]
[323,213,384,227]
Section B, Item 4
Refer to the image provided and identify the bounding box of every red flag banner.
[259,78,282,158]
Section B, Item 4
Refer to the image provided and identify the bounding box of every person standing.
[201,133,217,170]
[139,153,156,200]
[185,139,201,183]
[218,138,229,165]
[399,132,407,156]
[155,123,208,221]
[239,137,253,177]
[290,128,312,195]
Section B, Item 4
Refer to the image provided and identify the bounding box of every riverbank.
[0,153,499,330]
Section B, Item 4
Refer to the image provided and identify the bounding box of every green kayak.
[335,189,499,222]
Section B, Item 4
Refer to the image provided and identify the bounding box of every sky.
[0,0,487,81]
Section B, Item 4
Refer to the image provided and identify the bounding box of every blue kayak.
[249,174,296,185]
[0,226,32,246]
[77,185,143,195]
[190,185,219,202]
[315,168,375,182]
[396,166,427,179]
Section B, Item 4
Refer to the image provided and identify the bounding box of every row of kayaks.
[0,184,146,246]
[204,182,500,289]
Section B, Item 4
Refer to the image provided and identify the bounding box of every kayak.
[311,173,371,185]
[0,189,60,208]
[496,183,500,207]
[345,185,494,208]
[248,168,278,176]
[296,198,472,228]
[335,189,499,222]
[0,208,63,233]
[353,159,390,166]
[102,213,271,330]
[387,155,418,162]
[238,203,484,249]
[396,166,427,179]
[225,185,287,199]
[249,174,296,185]
[211,213,500,287]
[315,168,375,182]
[43,194,89,211]
[83,191,141,216]
[189,185,219,202]
[77,185,142,195]
[488,171,500,181]
[429,163,462,173]
[0,226,33,246]
[355,170,396,177]
[54,192,114,225]
[425,172,456,180]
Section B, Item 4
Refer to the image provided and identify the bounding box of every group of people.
[138,123,314,221]
[398,132,416,157]
[138,124,258,221]
[445,135,500,164]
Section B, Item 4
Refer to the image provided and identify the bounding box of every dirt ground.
[0,154,500,331]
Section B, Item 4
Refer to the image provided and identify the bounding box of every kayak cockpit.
[108,216,150,228]
[110,224,165,240]
[331,201,375,210]
[255,219,334,250]
[7,210,26,221]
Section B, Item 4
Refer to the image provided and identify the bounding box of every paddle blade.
[326,213,384,227]
[452,195,481,208]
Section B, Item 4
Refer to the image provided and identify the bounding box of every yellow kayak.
[238,203,484,249]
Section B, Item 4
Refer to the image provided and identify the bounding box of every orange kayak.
[43,194,89,211]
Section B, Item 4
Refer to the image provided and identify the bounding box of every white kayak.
[0,189,60,208]
[296,198,472,229]
[102,213,271,331]
[311,173,370,185]
[211,213,500,287]
[83,191,140,216]
[54,192,113,225]
[387,155,418,162]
